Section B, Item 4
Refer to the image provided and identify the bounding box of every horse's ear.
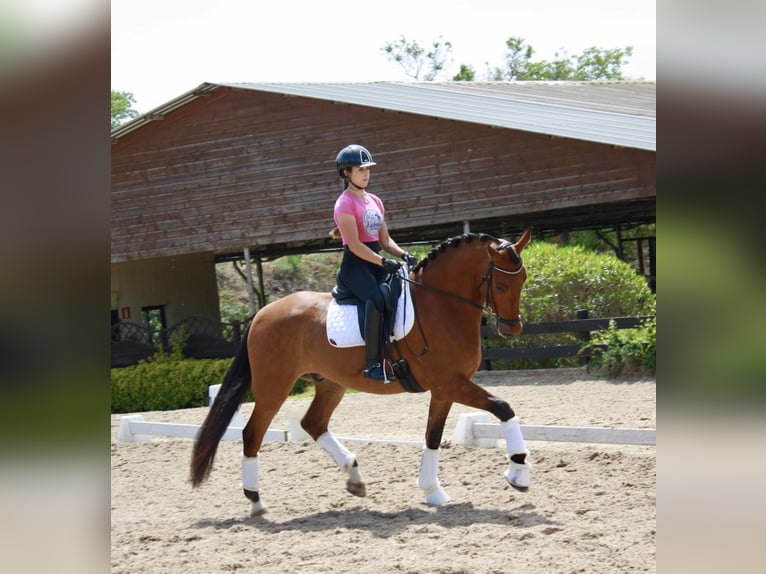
[514,227,533,253]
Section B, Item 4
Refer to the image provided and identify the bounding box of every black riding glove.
[401,252,418,267]
[381,257,402,274]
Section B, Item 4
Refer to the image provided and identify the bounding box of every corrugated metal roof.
[222,81,655,151]
[113,81,655,151]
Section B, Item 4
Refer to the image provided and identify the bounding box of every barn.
[110,81,655,364]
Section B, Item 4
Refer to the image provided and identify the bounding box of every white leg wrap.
[417,447,451,506]
[316,432,355,472]
[501,417,531,489]
[242,454,259,491]
[501,416,527,454]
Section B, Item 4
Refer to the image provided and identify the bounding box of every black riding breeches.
[338,243,386,313]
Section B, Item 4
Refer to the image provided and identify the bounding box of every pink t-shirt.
[333,189,385,245]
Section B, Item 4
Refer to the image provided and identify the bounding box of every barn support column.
[255,256,265,309]
[244,247,256,316]
[615,224,624,260]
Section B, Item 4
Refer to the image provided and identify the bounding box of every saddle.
[331,270,402,340]
[330,270,423,392]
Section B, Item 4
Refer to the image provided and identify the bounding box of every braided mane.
[412,233,498,272]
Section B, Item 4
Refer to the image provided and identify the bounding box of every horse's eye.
[496,284,506,293]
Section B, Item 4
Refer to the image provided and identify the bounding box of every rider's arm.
[378,222,406,259]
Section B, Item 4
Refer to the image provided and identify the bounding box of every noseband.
[481,241,524,328]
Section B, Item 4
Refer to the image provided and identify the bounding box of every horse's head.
[485,228,532,337]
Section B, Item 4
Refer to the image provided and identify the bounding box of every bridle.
[401,240,524,328]
[480,241,525,329]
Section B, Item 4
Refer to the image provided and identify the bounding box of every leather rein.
[401,240,524,327]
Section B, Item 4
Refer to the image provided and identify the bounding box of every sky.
[111,0,656,114]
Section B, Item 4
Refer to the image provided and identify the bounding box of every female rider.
[332,144,417,381]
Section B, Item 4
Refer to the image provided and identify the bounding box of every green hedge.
[485,242,656,370]
[111,352,234,413]
[111,350,312,413]
[520,241,654,321]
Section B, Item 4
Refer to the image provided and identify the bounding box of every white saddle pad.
[326,268,415,348]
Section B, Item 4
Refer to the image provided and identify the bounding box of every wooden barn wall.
[111,86,655,262]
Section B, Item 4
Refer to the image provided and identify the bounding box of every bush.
[582,316,656,377]
[485,241,655,370]
[520,241,654,321]
[111,346,313,413]
[111,353,233,413]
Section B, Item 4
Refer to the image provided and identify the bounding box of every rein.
[400,241,525,330]
[401,276,484,310]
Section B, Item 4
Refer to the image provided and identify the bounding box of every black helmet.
[336,144,376,177]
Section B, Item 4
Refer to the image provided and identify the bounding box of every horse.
[191,228,533,516]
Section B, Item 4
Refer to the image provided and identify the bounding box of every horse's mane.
[413,233,498,272]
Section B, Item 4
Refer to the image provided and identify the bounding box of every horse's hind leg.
[301,379,366,498]
[241,386,293,517]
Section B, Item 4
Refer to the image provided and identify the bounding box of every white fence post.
[451,412,499,448]
[208,383,245,427]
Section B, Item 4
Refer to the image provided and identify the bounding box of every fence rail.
[111,314,253,368]
[479,312,654,369]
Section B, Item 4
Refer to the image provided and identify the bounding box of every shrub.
[111,348,313,413]
[111,353,233,413]
[582,316,656,377]
[520,241,654,321]
[485,241,655,370]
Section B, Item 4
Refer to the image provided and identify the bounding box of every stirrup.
[362,362,388,382]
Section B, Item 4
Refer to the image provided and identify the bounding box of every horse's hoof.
[424,486,451,506]
[346,480,367,497]
[504,466,531,491]
[249,501,266,517]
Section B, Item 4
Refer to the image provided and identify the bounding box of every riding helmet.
[336,144,376,177]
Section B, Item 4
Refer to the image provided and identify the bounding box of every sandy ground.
[111,368,656,573]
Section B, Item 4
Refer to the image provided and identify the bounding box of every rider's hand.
[401,252,418,267]
[381,257,402,274]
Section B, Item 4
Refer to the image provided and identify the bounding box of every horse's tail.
[190,328,252,487]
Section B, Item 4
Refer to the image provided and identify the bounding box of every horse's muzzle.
[497,316,523,338]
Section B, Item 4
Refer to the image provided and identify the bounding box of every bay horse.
[191,228,533,516]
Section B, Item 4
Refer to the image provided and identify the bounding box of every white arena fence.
[118,385,655,447]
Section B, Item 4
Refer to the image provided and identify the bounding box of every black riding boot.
[362,301,386,381]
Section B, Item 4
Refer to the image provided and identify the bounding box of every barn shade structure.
[111,81,655,263]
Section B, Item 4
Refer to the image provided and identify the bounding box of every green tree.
[452,63,476,81]
[382,36,454,81]
[490,36,633,81]
[573,45,634,80]
[385,35,634,82]
[111,90,139,129]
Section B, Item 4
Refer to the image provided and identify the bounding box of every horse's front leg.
[448,381,532,492]
[301,379,366,497]
[500,416,531,491]
[475,390,531,491]
[418,398,453,506]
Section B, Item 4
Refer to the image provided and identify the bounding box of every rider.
[332,144,418,381]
